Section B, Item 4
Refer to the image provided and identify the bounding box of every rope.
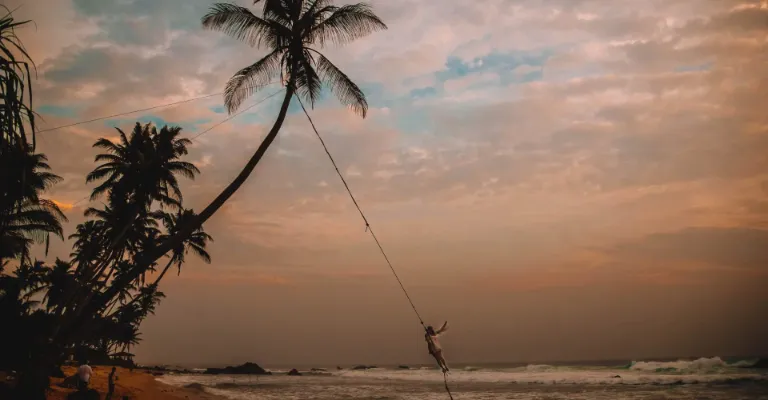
[443,371,455,400]
[297,99,457,399]
[297,98,425,327]
[37,81,281,134]
[189,89,283,141]
[50,90,284,210]
[36,92,223,133]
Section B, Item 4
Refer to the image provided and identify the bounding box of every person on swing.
[425,321,450,373]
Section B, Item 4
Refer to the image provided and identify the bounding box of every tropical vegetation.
[1,0,385,397]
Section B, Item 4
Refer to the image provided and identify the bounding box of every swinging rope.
[297,98,455,399]
[443,371,455,400]
[296,98,425,327]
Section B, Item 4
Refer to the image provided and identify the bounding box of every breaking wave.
[628,357,766,373]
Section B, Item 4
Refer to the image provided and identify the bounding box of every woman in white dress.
[425,322,449,373]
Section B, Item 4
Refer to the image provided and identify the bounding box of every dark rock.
[352,365,377,370]
[612,375,621,378]
[204,362,271,375]
[310,368,326,372]
[336,366,342,370]
[398,365,410,370]
[287,368,302,376]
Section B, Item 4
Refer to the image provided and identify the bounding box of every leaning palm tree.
[108,0,387,296]
[104,209,211,314]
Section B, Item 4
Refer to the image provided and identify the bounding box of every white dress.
[427,321,450,371]
[427,321,449,353]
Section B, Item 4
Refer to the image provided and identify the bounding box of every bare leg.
[433,350,449,373]
[439,356,449,373]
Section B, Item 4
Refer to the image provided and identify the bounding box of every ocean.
[156,357,768,399]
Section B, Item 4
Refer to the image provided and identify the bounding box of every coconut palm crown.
[202,0,387,116]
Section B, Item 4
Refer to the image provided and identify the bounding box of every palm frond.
[188,242,212,264]
[224,48,283,113]
[166,161,200,179]
[293,49,322,107]
[202,3,280,48]
[93,138,121,153]
[313,51,368,117]
[308,3,387,47]
[258,0,293,27]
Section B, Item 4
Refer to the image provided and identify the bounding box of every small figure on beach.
[425,321,450,373]
[106,367,118,400]
[77,360,93,391]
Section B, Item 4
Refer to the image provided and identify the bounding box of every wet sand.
[47,366,223,400]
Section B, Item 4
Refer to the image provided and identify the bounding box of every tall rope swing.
[296,98,455,400]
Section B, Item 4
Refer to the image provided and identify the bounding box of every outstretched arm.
[435,321,449,335]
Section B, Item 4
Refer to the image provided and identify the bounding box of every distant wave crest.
[525,364,556,372]
[628,357,763,373]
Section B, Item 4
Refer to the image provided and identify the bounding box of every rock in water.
[287,369,302,376]
[398,365,410,370]
[204,362,271,375]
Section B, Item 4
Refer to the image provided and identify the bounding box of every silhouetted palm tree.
[41,259,77,312]
[108,209,211,313]
[110,0,387,300]
[81,204,161,284]
[0,198,66,266]
[69,221,106,275]
[88,123,198,210]
[0,150,66,266]
[154,209,213,286]
[0,151,61,209]
[0,5,36,152]
[77,124,196,287]
[0,261,59,372]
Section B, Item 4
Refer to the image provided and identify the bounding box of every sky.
[6,0,768,367]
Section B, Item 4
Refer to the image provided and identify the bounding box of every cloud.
[609,227,768,270]
[51,199,74,211]
[11,2,768,281]
[181,270,292,286]
[13,0,768,365]
[30,0,767,245]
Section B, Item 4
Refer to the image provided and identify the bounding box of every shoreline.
[47,366,225,400]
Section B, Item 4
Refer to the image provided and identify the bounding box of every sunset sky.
[8,0,768,366]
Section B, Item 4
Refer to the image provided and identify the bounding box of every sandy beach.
[46,366,222,400]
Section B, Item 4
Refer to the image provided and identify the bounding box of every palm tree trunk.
[95,85,295,312]
[152,257,175,287]
[107,256,174,317]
